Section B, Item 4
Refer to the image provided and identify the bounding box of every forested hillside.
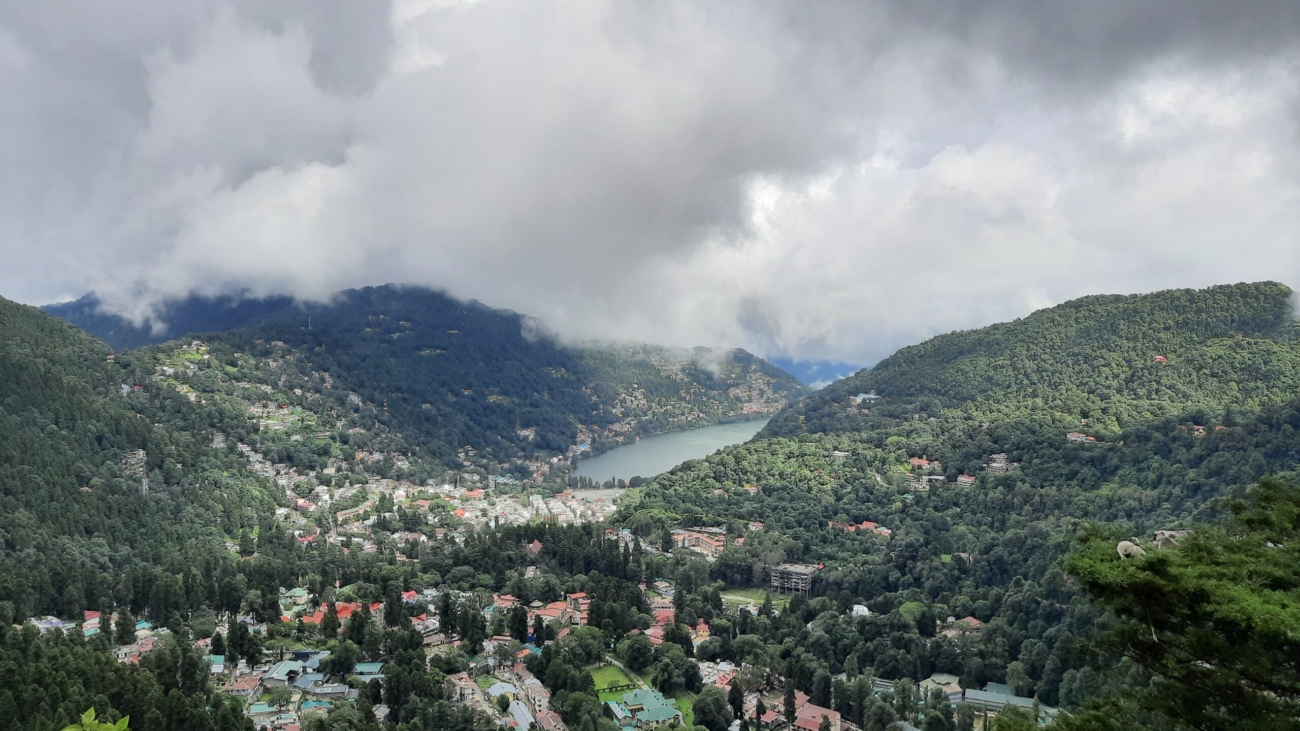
[44,292,295,350]
[49,286,805,466]
[0,296,276,620]
[764,282,1300,438]
[13,281,1300,731]
[604,282,1300,729]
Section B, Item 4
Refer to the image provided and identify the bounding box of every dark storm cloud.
[2,1,1299,363]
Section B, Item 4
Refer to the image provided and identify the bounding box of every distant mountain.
[763,281,1300,437]
[765,357,866,387]
[47,285,806,465]
[43,292,295,350]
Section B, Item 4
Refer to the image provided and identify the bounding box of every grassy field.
[673,692,695,726]
[721,587,790,609]
[475,675,501,691]
[592,664,636,701]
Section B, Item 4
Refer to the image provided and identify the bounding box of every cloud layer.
[3,1,1299,364]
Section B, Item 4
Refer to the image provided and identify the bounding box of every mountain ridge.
[45,285,807,467]
[762,280,1300,438]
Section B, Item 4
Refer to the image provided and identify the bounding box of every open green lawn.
[592,664,635,701]
[475,675,501,690]
[721,587,790,609]
[673,692,695,726]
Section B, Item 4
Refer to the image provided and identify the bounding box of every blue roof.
[301,700,331,710]
[267,659,305,681]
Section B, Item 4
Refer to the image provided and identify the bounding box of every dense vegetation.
[10,281,1300,730]
[766,282,1300,437]
[1061,479,1300,731]
[49,286,805,466]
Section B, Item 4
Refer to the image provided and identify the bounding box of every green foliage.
[51,286,804,466]
[693,686,733,731]
[767,282,1300,437]
[1066,478,1300,730]
[0,625,250,731]
[62,709,129,731]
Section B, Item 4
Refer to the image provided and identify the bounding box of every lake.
[572,418,769,482]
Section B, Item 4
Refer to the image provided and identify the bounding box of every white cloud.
[3,1,1300,364]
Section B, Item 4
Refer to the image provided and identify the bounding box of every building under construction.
[770,563,819,594]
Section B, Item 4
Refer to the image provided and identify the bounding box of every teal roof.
[636,706,681,723]
[134,620,153,631]
[268,659,305,681]
[354,662,385,674]
[606,702,630,720]
[83,628,99,637]
[207,655,225,664]
[300,700,331,710]
[621,689,675,709]
[247,702,275,715]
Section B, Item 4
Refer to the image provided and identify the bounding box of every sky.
[3,1,1300,366]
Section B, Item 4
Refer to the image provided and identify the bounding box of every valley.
[3,282,1299,731]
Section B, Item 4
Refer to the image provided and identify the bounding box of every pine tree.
[115,608,136,646]
[321,603,340,638]
[729,681,745,719]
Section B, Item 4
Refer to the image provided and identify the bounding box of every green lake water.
[572,418,769,482]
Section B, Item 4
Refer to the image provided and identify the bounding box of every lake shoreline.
[571,417,770,482]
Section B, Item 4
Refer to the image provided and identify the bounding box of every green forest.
[3,282,1299,730]
[49,286,805,466]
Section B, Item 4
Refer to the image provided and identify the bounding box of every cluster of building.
[25,611,168,664]
[892,673,1059,725]
[827,520,892,538]
[219,650,382,729]
[669,527,731,559]
[447,661,567,731]
[488,592,592,631]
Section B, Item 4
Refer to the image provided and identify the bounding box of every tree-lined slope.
[765,282,1300,438]
[49,286,805,466]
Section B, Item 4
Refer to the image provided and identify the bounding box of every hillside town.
[21,568,1058,731]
